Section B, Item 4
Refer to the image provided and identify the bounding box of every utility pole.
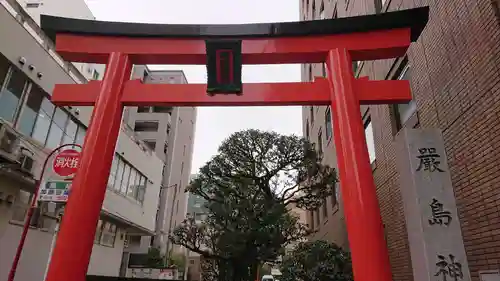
[162,184,178,263]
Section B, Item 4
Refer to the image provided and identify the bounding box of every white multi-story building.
[0,0,163,280]
[122,67,197,265]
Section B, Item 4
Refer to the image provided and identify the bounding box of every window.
[312,0,316,18]
[352,61,359,74]
[75,127,86,145]
[31,97,54,144]
[0,55,10,88]
[16,81,84,149]
[46,108,68,149]
[364,118,376,164]
[190,259,195,265]
[53,108,68,131]
[134,121,159,132]
[144,140,156,150]
[322,197,328,218]
[137,106,152,113]
[394,64,416,129]
[18,84,44,136]
[114,158,125,191]
[92,69,100,80]
[108,156,119,189]
[108,154,148,203]
[317,129,323,157]
[26,2,41,8]
[127,169,137,198]
[325,107,332,140]
[137,175,147,202]
[98,221,118,247]
[120,165,131,194]
[195,213,203,221]
[0,67,27,122]
[62,118,78,145]
[152,106,172,113]
[310,107,314,124]
[375,0,386,13]
[94,220,103,243]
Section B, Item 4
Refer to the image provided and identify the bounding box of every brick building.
[300,0,500,281]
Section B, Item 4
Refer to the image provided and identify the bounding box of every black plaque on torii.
[205,40,243,95]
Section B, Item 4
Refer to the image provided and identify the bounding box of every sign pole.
[7,143,82,281]
[43,220,60,281]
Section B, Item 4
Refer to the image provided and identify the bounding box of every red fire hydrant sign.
[52,149,81,177]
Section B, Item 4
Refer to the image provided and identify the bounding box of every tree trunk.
[250,262,259,281]
[231,261,253,281]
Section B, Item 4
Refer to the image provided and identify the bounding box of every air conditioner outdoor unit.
[0,121,20,163]
[19,153,35,174]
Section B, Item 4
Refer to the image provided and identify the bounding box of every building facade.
[185,181,208,281]
[300,1,500,281]
[14,0,105,82]
[124,67,197,257]
[0,0,163,280]
[285,203,308,253]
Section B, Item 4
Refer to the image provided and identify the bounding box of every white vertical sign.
[395,128,471,281]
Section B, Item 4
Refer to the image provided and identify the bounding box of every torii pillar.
[38,7,428,281]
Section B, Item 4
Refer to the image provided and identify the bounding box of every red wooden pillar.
[326,48,393,281]
[45,52,132,281]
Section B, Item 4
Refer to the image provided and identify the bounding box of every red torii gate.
[40,7,428,281]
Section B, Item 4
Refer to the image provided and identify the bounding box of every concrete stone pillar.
[395,128,471,281]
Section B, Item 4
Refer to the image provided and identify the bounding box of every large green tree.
[280,240,353,281]
[170,129,337,281]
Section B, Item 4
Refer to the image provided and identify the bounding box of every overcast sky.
[85,0,304,174]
